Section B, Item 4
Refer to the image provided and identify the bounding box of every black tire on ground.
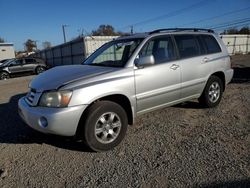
[35,66,45,74]
[81,101,128,152]
[199,75,223,108]
[0,72,10,80]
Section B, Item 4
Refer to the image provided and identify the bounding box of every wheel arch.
[0,70,10,74]
[0,70,10,79]
[75,94,134,138]
[210,71,226,91]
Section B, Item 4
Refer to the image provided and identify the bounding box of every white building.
[0,43,15,61]
[220,35,250,55]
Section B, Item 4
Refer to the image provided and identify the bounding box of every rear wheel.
[35,66,45,74]
[199,75,223,108]
[0,72,10,80]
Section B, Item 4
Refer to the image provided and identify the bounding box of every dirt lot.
[0,55,249,187]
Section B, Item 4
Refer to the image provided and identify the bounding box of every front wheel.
[81,101,128,152]
[0,72,10,80]
[199,75,223,108]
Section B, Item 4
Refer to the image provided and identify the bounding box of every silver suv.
[18,28,234,151]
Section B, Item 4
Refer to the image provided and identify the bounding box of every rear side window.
[25,59,36,64]
[174,35,200,58]
[201,35,221,54]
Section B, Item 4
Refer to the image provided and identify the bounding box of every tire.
[199,75,223,108]
[0,72,10,80]
[81,101,128,152]
[35,66,45,74]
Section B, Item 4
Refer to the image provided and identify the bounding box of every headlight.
[39,90,72,107]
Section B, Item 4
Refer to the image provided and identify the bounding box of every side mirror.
[135,55,155,68]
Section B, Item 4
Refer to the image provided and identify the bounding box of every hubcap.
[95,112,121,144]
[208,82,220,103]
[37,67,44,74]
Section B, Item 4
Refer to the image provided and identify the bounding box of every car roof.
[116,28,215,41]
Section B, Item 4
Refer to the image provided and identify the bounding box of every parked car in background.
[0,58,12,66]
[0,57,47,80]
[18,28,233,152]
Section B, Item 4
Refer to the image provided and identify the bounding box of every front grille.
[26,91,35,104]
[25,88,41,106]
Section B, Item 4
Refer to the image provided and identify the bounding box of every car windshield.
[83,39,143,67]
[1,59,14,66]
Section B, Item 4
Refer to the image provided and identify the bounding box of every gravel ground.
[0,55,249,187]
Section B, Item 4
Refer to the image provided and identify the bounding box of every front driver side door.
[8,59,24,73]
[134,35,181,114]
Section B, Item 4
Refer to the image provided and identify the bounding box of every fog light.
[38,117,48,128]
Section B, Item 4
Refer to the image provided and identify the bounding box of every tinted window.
[10,59,22,66]
[201,35,221,54]
[174,35,200,58]
[25,59,36,64]
[197,36,206,55]
[140,40,154,57]
[139,36,176,64]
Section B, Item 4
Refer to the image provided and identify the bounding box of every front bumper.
[18,97,87,136]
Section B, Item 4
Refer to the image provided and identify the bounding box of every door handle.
[170,64,179,70]
[203,57,210,63]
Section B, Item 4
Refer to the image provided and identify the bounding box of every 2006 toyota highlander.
[18,28,234,151]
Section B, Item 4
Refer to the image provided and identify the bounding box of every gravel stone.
[0,55,249,187]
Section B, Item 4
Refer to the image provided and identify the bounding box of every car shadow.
[174,101,204,109]
[0,93,92,152]
[232,66,250,83]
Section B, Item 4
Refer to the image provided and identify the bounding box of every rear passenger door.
[174,34,212,99]
[23,59,37,72]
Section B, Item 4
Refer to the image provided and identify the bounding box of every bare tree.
[239,27,250,34]
[222,27,250,34]
[42,41,52,49]
[24,39,37,52]
[92,25,129,36]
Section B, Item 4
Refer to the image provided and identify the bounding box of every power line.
[205,17,250,29]
[120,0,216,30]
[178,6,250,27]
[213,20,250,29]
[213,21,250,30]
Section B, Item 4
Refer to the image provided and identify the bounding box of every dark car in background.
[0,58,47,80]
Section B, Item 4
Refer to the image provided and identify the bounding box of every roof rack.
[149,28,214,34]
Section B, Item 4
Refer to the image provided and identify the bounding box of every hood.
[30,65,117,92]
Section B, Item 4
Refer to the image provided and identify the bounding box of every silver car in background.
[18,28,233,151]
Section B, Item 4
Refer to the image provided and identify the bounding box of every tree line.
[23,25,128,52]
[221,26,250,34]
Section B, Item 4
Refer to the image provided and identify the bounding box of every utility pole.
[130,25,134,34]
[62,25,68,43]
[34,40,39,51]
